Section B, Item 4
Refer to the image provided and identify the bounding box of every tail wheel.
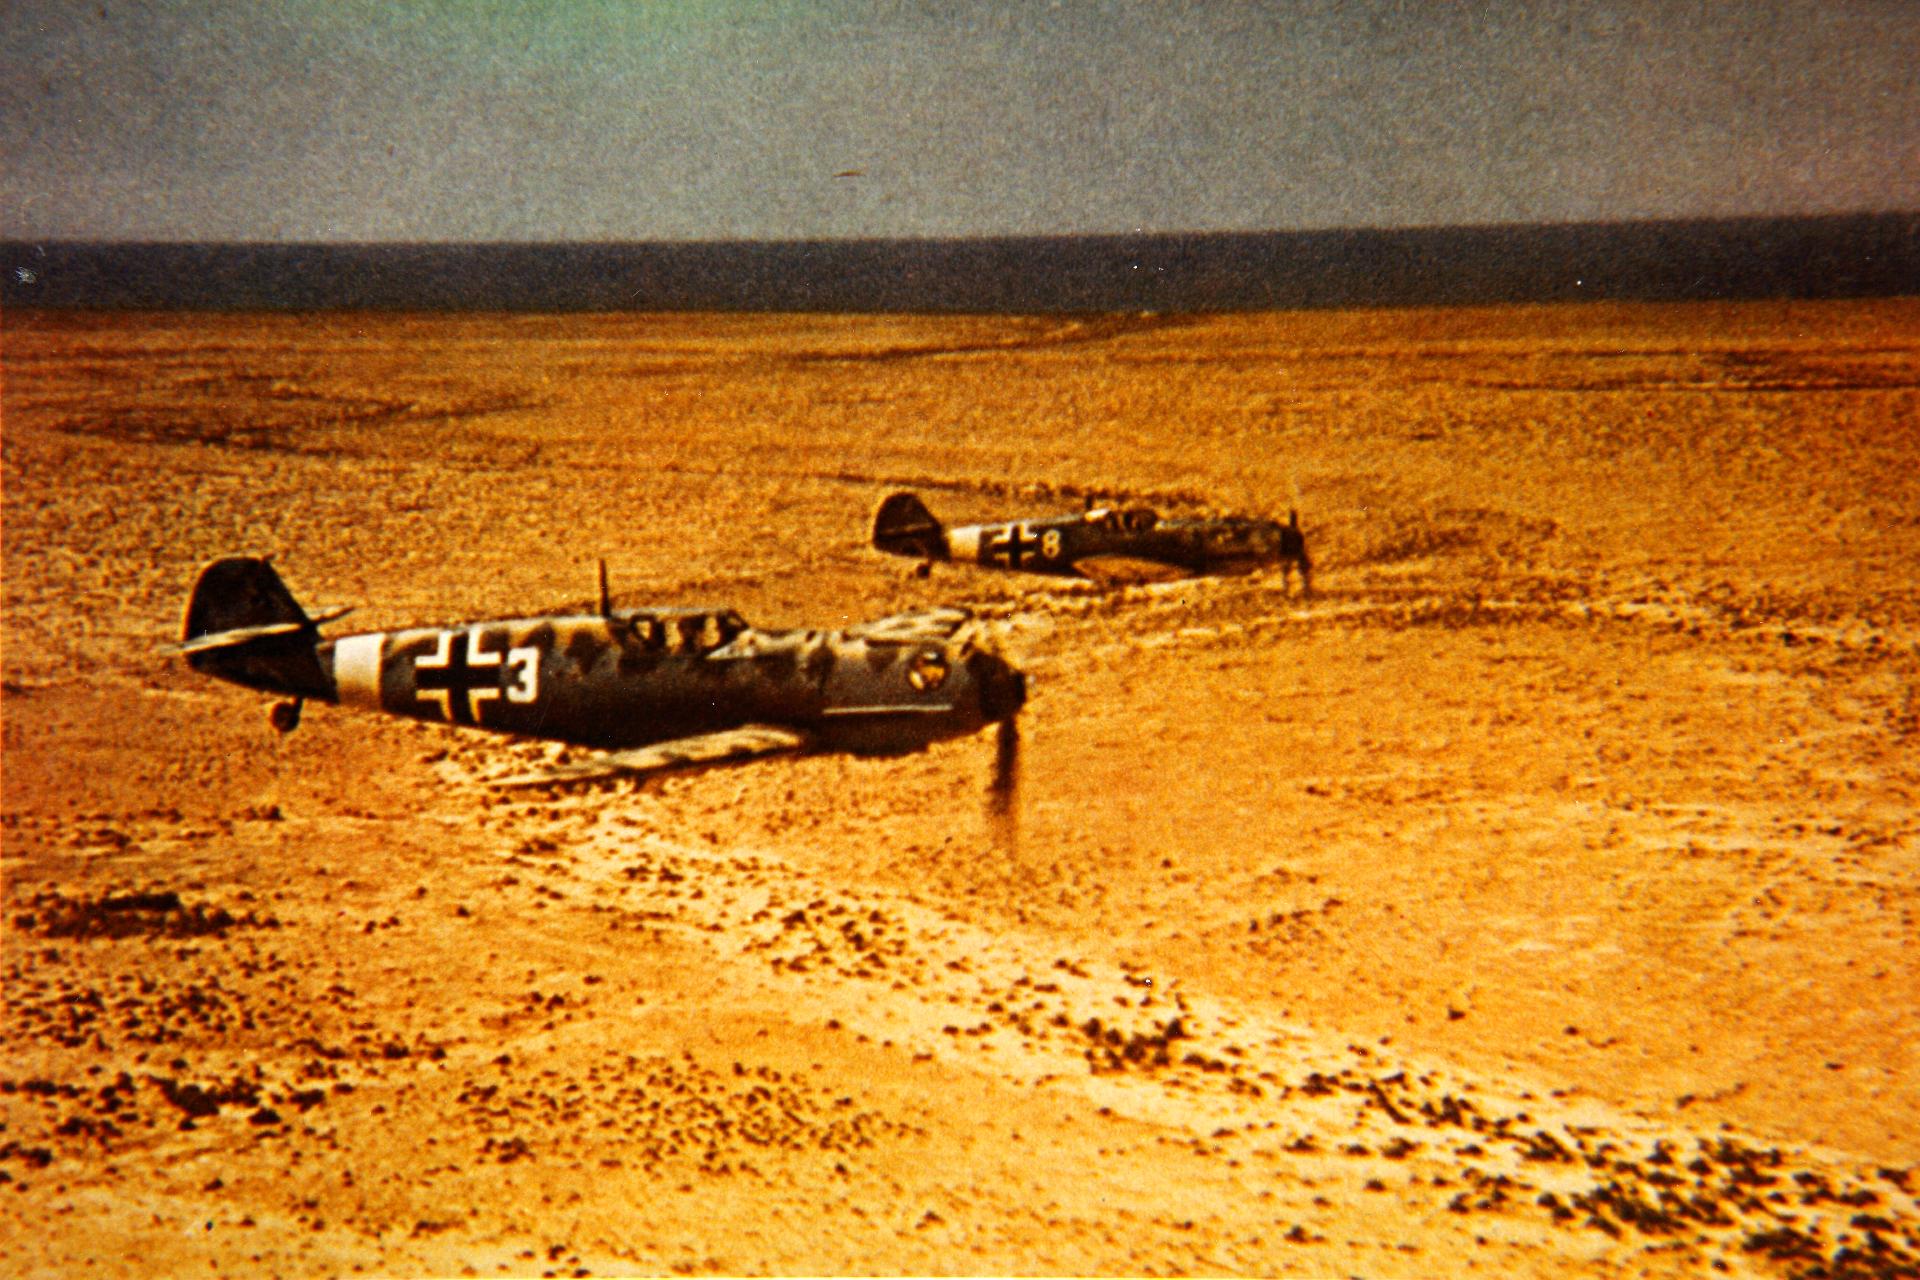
[269,699,303,734]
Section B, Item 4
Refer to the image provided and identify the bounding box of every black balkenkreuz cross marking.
[413,629,503,724]
[988,524,1040,569]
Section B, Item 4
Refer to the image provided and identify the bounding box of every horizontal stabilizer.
[168,606,352,656]
[171,620,310,655]
[490,724,808,789]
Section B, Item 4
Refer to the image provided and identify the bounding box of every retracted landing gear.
[269,699,303,734]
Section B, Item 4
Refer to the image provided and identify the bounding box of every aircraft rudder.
[178,557,334,700]
[181,556,313,643]
[872,491,948,559]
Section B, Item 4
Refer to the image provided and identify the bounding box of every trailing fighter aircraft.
[176,557,1027,791]
[872,491,1310,592]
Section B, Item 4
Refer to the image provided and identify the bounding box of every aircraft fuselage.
[193,608,1019,756]
[943,512,1291,577]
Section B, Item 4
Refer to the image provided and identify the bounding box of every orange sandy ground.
[3,302,1917,1277]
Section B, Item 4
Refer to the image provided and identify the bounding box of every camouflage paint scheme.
[872,491,1310,590]
[179,558,1026,779]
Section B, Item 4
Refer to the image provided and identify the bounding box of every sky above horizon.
[3,0,1916,242]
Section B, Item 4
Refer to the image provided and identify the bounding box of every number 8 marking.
[1041,529,1063,561]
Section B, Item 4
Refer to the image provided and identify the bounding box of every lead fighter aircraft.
[873,491,1310,592]
[176,557,1027,790]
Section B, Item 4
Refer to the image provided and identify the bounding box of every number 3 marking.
[1041,529,1063,560]
[506,646,540,703]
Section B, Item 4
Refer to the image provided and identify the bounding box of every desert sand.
[3,301,1917,1277]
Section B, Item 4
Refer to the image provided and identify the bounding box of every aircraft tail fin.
[178,557,332,698]
[183,557,312,643]
[872,492,948,560]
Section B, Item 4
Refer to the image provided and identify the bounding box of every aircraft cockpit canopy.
[1085,506,1159,534]
[906,649,949,691]
[621,609,751,655]
[672,610,747,653]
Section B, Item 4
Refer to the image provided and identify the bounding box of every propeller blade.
[989,715,1020,811]
[986,713,1021,852]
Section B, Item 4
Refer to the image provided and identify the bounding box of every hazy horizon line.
[7,213,1915,313]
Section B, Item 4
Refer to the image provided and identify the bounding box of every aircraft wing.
[843,606,972,646]
[489,724,808,789]
[1074,556,1192,587]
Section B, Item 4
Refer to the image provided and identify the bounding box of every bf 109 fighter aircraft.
[873,491,1310,593]
[176,557,1027,791]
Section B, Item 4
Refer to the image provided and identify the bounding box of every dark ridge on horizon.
[4,214,1915,313]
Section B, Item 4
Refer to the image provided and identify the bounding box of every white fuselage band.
[332,632,385,710]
